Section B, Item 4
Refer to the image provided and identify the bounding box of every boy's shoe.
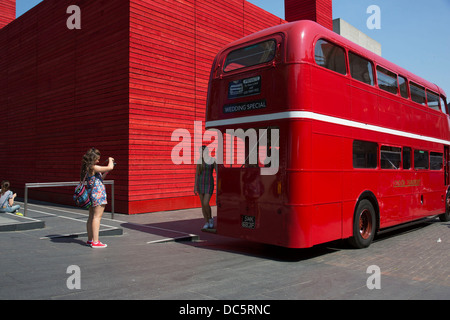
[91,241,107,248]
[86,240,93,246]
[15,212,23,216]
[208,218,214,229]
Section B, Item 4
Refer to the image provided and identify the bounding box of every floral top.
[87,172,107,207]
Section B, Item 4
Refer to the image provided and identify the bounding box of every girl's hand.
[108,157,115,170]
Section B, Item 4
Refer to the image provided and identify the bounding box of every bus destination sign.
[223,99,266,114]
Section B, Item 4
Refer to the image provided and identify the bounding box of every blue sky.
[247,0,450,98]
[16,0,450,98]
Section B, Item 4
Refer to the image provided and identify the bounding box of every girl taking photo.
[80,148,115,248]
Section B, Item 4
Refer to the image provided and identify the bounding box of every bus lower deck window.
[430,152,443,170]
[414,150,429,170]
[353,140,378,169]
[380,146,401,169]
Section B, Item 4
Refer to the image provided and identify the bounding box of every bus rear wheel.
[439,192,450,222]
[349,199,376,249]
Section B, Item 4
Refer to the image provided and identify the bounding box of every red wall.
[0,0,130,213]
[0,0,15,29]
[285,0,332,30]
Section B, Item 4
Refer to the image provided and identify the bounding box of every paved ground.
[0,200,449,303]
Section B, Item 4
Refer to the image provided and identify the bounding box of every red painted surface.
[0,0,15,29]
[0,0,131,214]
[206,21,449,248]
[285,0,332,30]
[0,0,285,214]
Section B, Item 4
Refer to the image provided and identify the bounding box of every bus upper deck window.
[410,82,426,106]
[427,90,440,111]
[349,52,374,86]
[314,39,346,75]
[223,40,277,73]
[377,66,398,95]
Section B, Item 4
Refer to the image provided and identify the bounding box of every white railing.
[24,181,115,219]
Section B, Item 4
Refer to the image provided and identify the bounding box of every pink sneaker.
[91,241,107,248]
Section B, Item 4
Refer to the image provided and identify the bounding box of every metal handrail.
[24,180,114,219]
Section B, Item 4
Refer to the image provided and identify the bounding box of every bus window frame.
[380,145,401,170]
[426,90,440,112]
[314,38,348,76]
[348,51,375,86]
[409,81,427,106]
[353,140,378,169]
[376,65,399,96]
[221,34,284,75]
[430,151,444,171]
[414,149,429,170]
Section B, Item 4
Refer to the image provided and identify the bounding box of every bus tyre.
[439,193,450,222]
[349,200,376,249]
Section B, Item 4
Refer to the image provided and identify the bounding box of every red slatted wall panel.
[285,0,332,30]
[0,0,15,29]
[315,0,332,30]
[129,0,285,213]
[0,0,130,213]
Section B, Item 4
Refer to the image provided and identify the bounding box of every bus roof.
[220,20,447,98]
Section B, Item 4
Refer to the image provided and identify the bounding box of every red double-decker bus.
[205,20,449,249]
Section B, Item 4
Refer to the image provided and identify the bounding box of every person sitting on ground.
[0,181,21,214]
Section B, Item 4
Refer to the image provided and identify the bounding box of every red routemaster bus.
[205,20,449,249]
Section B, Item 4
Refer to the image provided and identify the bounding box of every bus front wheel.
[349,199,376,249]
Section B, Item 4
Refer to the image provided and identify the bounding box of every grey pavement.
[0,199,449,301]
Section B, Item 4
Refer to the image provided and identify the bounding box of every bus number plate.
[241,215,256,229]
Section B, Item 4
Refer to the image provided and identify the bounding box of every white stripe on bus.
[205,111,450,145]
